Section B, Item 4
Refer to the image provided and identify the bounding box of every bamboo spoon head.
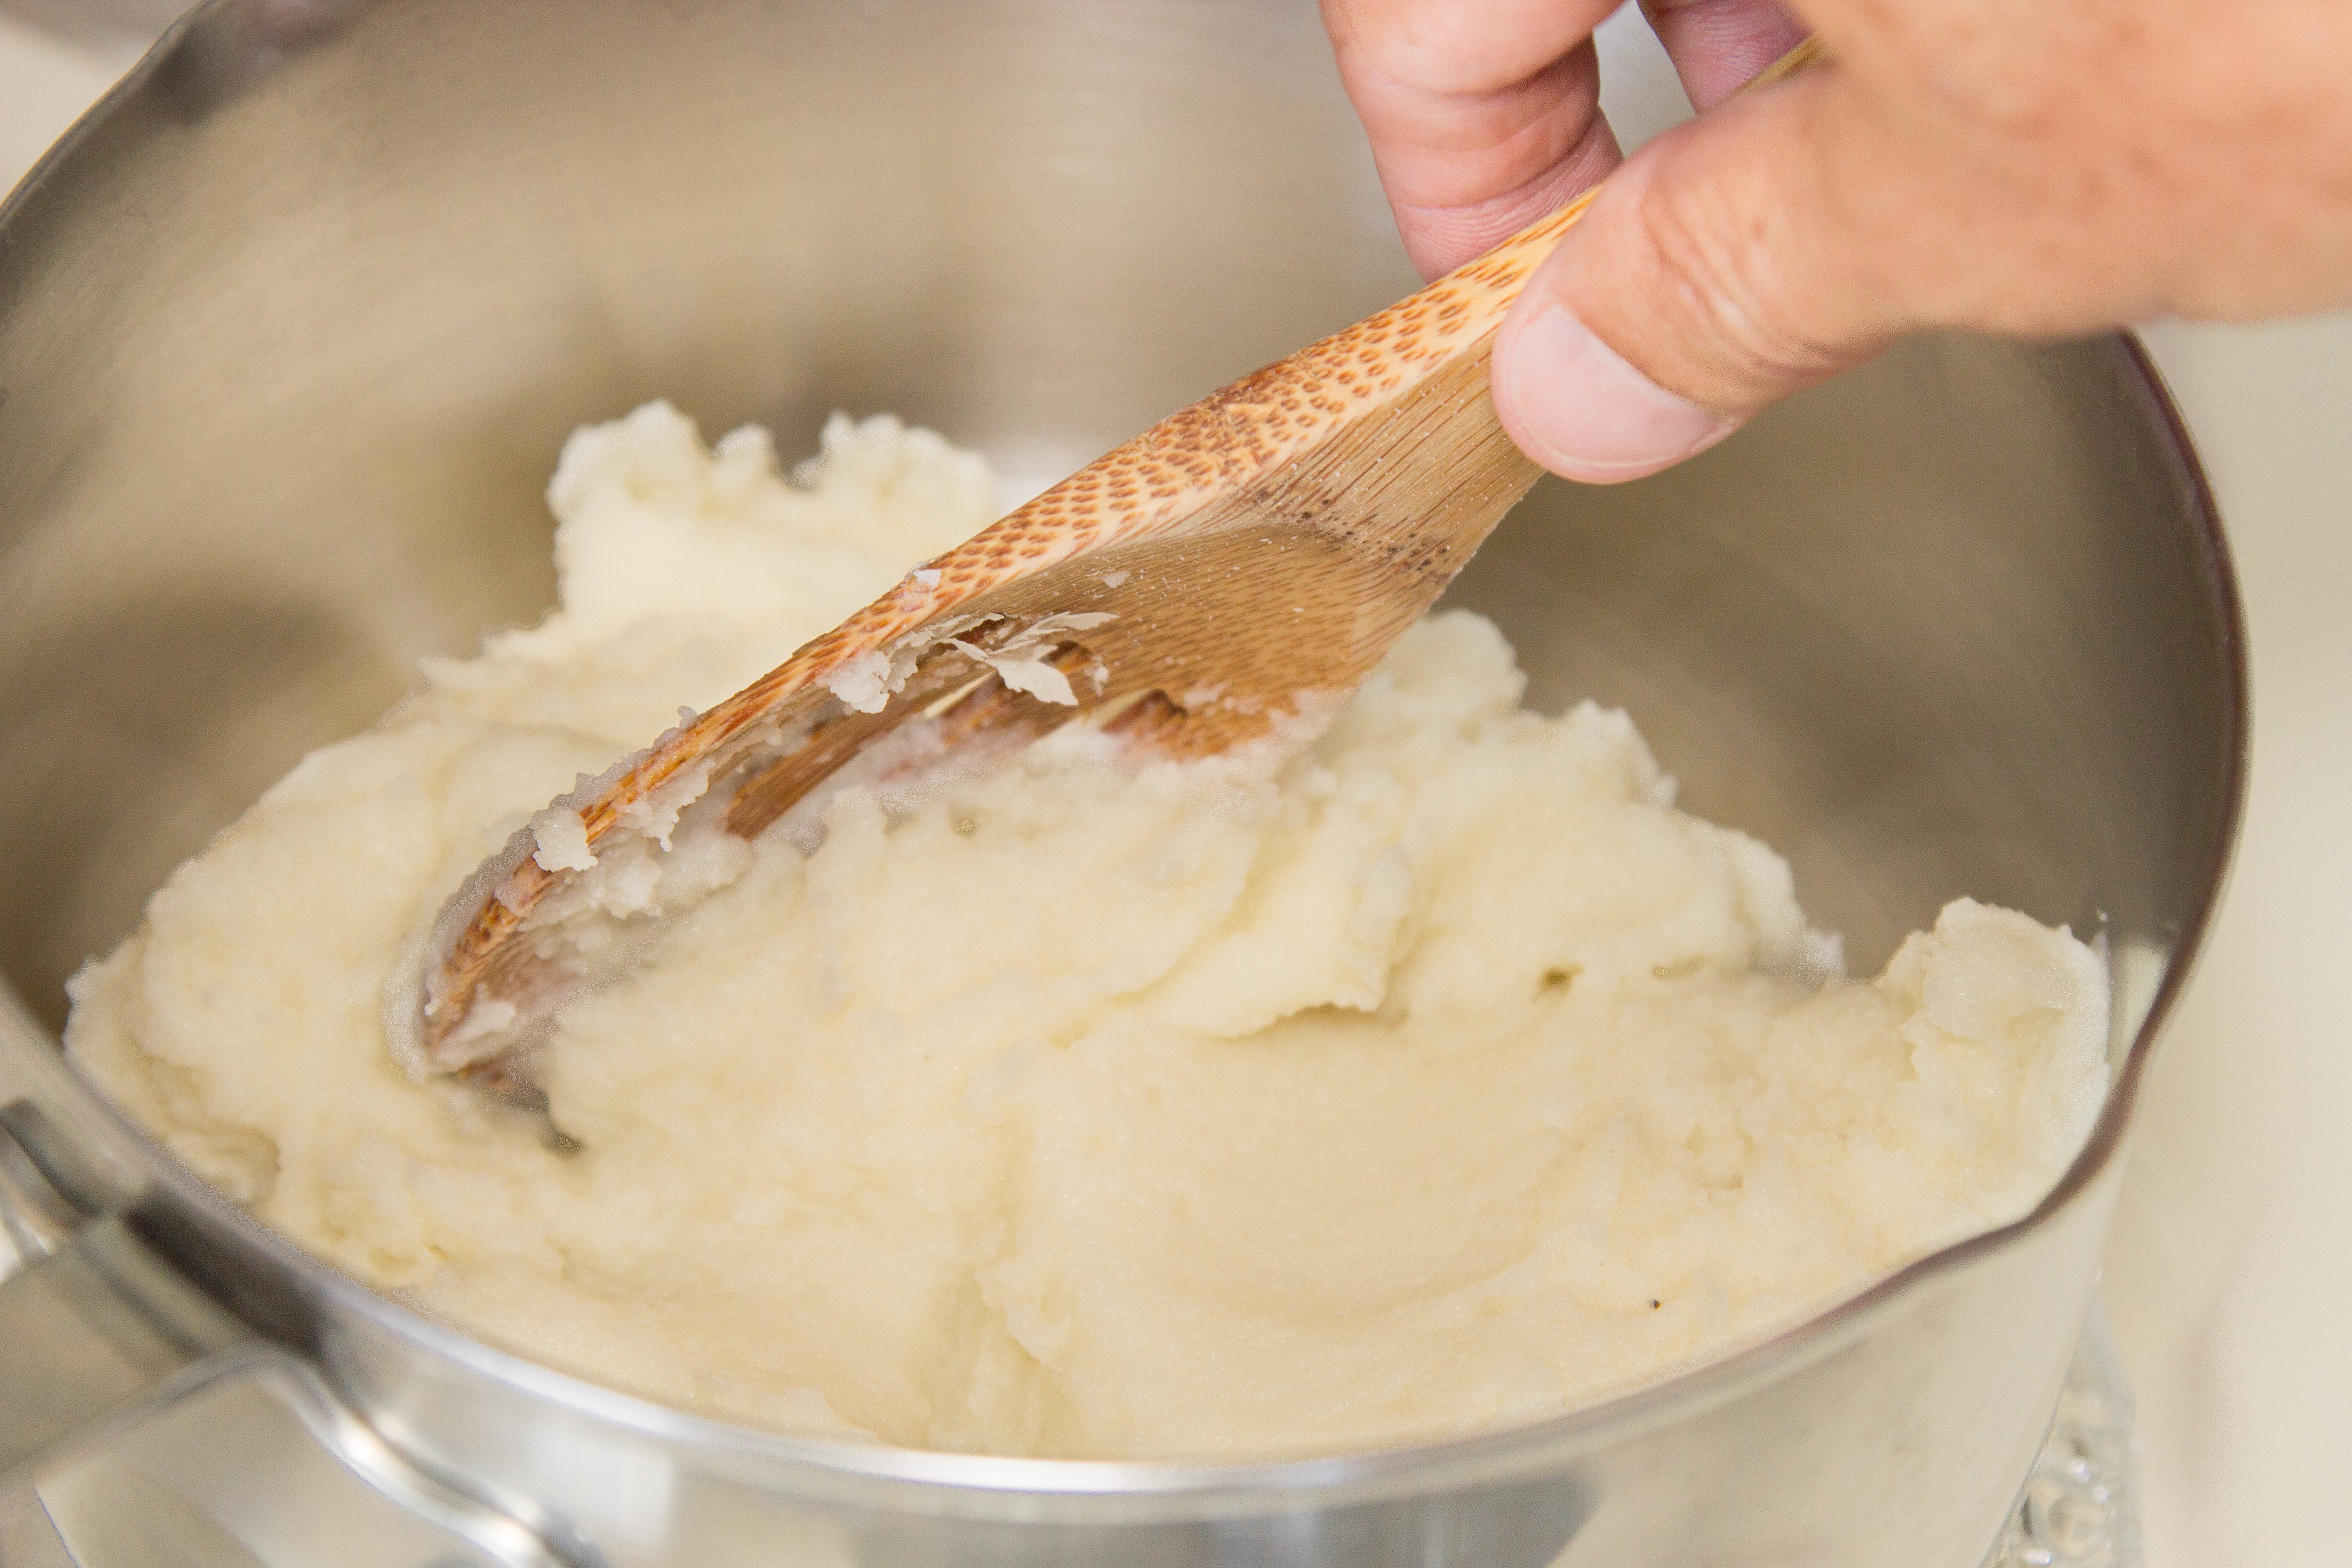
[394,197,1596,1086]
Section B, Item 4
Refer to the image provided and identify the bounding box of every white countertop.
[6,12,2346,1566]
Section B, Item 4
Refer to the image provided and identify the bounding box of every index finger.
[1322,0,1626,276]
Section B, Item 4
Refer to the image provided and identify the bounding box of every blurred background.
[2,4,2344,1564]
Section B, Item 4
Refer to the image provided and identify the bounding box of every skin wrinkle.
[1347,48,1593,167]
[1333,32,1619,271]
[1324,0,1623,98]
[1565,92,1874,406]
[1327,0,1802,277]
[1393,118,1621,282]
[1325,0,2352,459]
[1627,145,1822,389]
[1363,48,1609,208]
[1324,0,1624,272]
[1641,0,1809,109]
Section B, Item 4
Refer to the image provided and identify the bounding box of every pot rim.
[0,0,2249,1521]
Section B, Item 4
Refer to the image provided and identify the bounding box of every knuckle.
[1629,168,1840,388]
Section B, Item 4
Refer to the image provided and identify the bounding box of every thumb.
[1491,70,1909,482]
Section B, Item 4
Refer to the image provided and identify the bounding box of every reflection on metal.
[1986,1307,2142,1568]
[12,1347,575,1568]
[2104,937,2175,1087]
[36,1450,267,1568]
[7,1314,2144,1566]
[0,0,2243,1562]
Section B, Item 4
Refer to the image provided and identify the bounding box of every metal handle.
[0,1098,574,1568]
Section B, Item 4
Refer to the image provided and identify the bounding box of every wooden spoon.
[396,40,1824,1088]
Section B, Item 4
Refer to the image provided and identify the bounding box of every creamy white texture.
[65,404,2109,1460]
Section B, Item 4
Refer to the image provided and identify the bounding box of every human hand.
[1321,0,2352,480]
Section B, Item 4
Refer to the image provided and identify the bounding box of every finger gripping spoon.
[396,41,1828,1089]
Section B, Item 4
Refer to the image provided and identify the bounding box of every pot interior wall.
[0,0,2236,1046]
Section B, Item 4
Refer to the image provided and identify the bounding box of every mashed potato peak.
[65,404,2108,1460]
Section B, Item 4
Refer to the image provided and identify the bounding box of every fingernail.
[1496,300,1738,481]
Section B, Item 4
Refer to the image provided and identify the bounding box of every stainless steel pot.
[0,2,2246,1564]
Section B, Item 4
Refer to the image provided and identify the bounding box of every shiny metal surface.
[0,1,2244,1564]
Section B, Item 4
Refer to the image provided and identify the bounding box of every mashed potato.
[64,404,2109,1460]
